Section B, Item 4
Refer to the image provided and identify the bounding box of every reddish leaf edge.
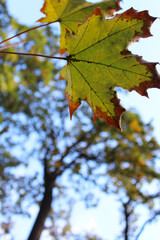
[119,8,160,97]
[105,0,121,17]
[121,50,160,97]
[119,8,156,39]
[92,91,125,129]
[38,0,121,23]
[37,1,49,23]
[65,91,125,130]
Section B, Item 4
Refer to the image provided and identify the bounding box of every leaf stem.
[0,51,68,61]
[0,21,56,45]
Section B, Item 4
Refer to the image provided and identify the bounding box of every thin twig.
[0,41,25,50]
[0,22,56,45]
[0,51,67,61]
[136,211,160,240]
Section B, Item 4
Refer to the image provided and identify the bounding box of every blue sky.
[4,0,160,239]
[7,0,44,25]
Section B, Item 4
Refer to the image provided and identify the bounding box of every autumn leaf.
[38,0,120,53]
[60,8,160,129]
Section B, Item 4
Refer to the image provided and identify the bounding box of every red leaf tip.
[59,75,63,80]
[86,8,102,21]
[92,8,102,16]
[65,28,70,33]
[37,1,47,22]
[59,47,67,55]
[65,93,81,119]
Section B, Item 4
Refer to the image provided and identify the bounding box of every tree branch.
[0,51,67,60]
[123,199,132,240]
[136,210,160,240]
[0,22,55,45]
[28,150,55,240]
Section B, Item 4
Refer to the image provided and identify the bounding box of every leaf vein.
[72,21,143,55]
[70,61,113,116]
[71,19,90,53]
[71,59,152,79]
[59,0,70,19]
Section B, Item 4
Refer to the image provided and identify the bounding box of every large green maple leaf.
[38,0,120,53]
[60,8,160,129]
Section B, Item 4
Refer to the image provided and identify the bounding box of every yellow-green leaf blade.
[61,8,160,128]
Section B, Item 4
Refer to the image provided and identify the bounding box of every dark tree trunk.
[28,174,53,240]
[123,200,131,240]
[124,212,129,240]
[27,139,80,240]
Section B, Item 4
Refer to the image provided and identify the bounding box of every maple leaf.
[60,8,160,129]
[38,0,120,53]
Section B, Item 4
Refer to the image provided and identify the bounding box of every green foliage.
[0,2,58,95]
